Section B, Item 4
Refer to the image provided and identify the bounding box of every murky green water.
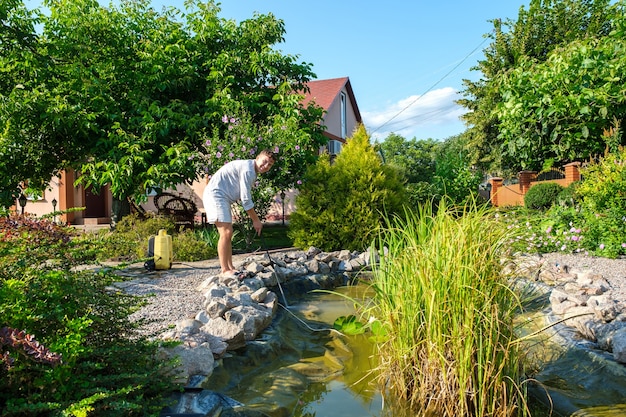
[204,284,384,417]
[203,281,626,417]
[516,283,626,417]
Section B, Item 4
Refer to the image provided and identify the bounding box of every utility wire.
[370,33,492,136]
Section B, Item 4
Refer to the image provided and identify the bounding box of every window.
[340,92,347,139]
[328,140,342,155]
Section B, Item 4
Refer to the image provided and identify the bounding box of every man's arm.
[246,207,263,235]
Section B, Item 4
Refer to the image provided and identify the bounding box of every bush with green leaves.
[575,148,626,257]
[289,125,406,251]
[524,182,565,210]
[556,181,581,207]
[173,228,217,262]
[0,215,178,416]
[433,134,483,206]
[85,213,174,261]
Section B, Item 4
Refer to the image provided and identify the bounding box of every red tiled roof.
[301,77,362,123]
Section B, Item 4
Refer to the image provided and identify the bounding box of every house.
[20,77,363,226]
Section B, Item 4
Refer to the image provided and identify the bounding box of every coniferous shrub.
[524,182,564,210]
[289,125,406,251]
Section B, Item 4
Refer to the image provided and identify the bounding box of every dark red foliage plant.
[0,326,63,370]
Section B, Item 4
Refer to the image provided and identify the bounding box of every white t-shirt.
[205,159,257,211]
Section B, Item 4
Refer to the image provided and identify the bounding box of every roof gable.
[301,77,362,123]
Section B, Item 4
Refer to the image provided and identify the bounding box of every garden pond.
[188,282,626,417]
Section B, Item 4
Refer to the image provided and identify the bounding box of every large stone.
[201,317,246,350]
[204,299,228,318]
[246,261,265,273]
[159,343,215,383]
[225,305,273,340]
[611,327,626,363]
[587,294,619,322]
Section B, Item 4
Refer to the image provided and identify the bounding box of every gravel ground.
[536,252,626,282]
[115,251,626,338]
[531,252,626,298]
[115,252,261,337]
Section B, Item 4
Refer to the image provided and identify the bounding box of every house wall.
[19,170,111,226]
[322,86,361,141]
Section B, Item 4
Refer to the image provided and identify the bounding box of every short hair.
[259,149,277,162]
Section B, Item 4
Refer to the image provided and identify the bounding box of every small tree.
[433,134,483,206]
[289,125,406,251]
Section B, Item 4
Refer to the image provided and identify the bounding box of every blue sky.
[192,1,530,142]
[27,0,530,142]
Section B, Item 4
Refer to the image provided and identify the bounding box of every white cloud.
[362,87,468,142]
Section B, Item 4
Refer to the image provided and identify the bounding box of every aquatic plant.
[371,201,528,416]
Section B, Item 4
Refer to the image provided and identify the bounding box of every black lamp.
[18,193,27,215]
[280,190,286,226]
[51,198,58,223]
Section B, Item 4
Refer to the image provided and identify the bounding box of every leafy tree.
[0,0,325,211]
[433,134,483,205]
[289,125,406,251]
[458,0,614,173]
[495,5,626,169]
[376,133,438,184]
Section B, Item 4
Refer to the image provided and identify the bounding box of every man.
[202,149,276,277]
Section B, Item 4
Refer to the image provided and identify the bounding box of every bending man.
[202,149,276,277]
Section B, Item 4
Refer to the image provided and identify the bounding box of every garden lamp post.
[18,193,27,215]
[52,198,57,223]
[280,190,286,226]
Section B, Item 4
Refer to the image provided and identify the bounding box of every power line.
[370,33,491,136]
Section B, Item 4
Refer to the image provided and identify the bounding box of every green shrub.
[524,182,564,210]
[88,214,176,261]
[173,228,217,261]
[0,216,178,416]
[577,148,626,213]
[289,125,406,251]
[556,181,581,207]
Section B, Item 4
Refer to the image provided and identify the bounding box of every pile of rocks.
[158,247,378,383]
[505,254,626,362]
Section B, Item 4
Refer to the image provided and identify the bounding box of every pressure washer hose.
[259,233,290,308]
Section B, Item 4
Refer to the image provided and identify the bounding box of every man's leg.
[215,222,236,273]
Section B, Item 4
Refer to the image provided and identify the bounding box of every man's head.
[255,149,276,174]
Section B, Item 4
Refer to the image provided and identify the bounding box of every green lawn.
[232,223,293,252]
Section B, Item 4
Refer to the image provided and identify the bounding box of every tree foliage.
[0,0,325,207]
[496,6,626,169]
[458,0,615,173]
[376,133,438,184]
[376,133,482,208]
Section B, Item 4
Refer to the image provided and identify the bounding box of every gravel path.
[114,253,257,337]
[537,252,626,293]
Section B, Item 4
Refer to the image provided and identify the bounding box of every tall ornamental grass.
[372,202,527,417]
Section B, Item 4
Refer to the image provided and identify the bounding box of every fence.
[488,162,581,207]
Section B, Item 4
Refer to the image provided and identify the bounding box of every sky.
[27,0,530,142]
[185,0,531,142]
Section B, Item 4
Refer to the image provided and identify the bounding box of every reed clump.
[371,202,527,417]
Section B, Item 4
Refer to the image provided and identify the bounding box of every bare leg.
[215,222,236,273]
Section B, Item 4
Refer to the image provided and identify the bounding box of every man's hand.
[253,219,263,236]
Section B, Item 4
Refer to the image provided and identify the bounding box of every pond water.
[519,311,626,416]
[203,284,385,417]
[201,280,626,417]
